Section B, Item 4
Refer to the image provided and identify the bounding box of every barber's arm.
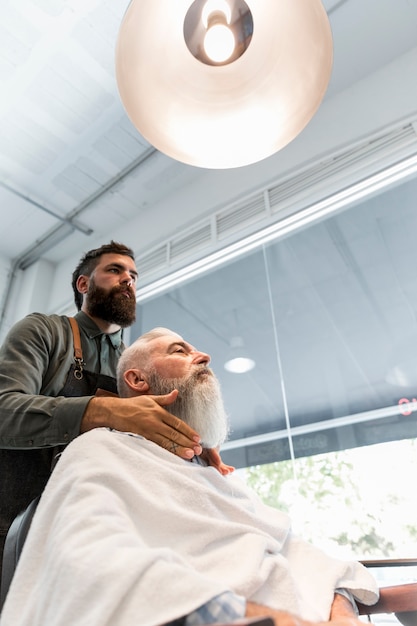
[0,314,201,460]
[0,314,89,448]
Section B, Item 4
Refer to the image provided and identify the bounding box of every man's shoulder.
[3,313,71,349]
[25,312,67,322]
[13,312,70,335]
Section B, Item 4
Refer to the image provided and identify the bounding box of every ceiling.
[1,0,417,269]
[1,0,417,467]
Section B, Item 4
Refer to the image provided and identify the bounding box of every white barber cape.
[0,429,378,626]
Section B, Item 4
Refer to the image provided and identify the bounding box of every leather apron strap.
[68,317,84,380]
[65,317,118,397]
[68,317,83,361]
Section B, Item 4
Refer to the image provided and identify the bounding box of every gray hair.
[117,327,181,397]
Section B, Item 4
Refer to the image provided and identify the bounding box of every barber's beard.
[147,367,229,448]
[86,280,136,328]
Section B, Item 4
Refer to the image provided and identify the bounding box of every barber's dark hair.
[72,241,135,310]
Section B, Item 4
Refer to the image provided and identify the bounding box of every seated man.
[0,328,379,626]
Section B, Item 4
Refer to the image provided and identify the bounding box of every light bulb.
[183,0,252,68]
[201,0,232,28]
[204,22,235,63]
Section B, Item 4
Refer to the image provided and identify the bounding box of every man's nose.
[120,273,133,286]
[193,350,210,365]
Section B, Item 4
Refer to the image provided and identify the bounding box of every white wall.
[0,259,55,343]
[0,255,11,340]
[11,45,417,325]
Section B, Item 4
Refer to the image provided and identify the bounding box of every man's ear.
[76,274,89,296]
[124,369,150,394]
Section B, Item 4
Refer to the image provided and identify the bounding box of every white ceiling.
[1,0,417,268]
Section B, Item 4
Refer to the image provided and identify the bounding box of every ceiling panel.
[0,185,58,259]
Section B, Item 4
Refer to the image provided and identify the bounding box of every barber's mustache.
[111,284,136,298]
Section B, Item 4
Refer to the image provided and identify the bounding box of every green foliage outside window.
[242,439,417,560]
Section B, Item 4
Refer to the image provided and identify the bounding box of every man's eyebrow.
[167,341,190,352]
[106,262,138,278]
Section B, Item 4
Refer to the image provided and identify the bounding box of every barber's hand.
[81,390,202,460]
[199,447,235,475]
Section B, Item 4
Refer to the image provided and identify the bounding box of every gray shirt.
[0,311,124,448]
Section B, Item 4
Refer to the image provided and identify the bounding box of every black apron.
[0,318,118,576]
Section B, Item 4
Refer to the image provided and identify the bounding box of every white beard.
[147,367,229,448]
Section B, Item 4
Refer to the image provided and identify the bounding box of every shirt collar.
[74,311,123,349]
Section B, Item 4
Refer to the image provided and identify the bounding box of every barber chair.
[0,496,40,612]
[1,499,417,624]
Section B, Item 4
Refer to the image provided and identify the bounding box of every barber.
[0,241,202,575]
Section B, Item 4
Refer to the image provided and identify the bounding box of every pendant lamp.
[115,0,333,169]
[224,336,255,374]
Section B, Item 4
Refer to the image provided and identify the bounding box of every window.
[132,173,417,563]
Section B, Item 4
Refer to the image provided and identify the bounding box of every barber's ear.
[123,369,150,394]
[76,274,89,295]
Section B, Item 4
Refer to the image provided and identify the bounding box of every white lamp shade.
[115,0,333,169]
